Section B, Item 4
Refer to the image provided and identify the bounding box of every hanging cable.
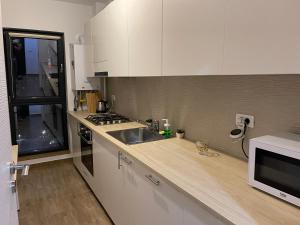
[242,138,248,159]
[241,119,250,159]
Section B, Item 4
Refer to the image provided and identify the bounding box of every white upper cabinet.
[93,9,110,74]
[163,0,226,76]
[90,0,300,76]
[128,0,163,76]
[83,20,95,77]
[106,0,129,77]
[223,0,300,75]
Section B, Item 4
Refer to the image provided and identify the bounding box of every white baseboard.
[19,153,73,165]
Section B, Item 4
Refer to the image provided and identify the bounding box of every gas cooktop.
[85,113,130,126]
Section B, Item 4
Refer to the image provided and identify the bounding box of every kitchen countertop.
[68,111,300,225]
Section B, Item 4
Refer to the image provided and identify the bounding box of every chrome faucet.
[136,119,160,133]
[151,120,160,133]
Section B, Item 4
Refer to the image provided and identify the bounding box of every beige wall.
[107,75,300,159]
[1,0,94,110]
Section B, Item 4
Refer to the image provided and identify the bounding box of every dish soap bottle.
[161,119,172,138]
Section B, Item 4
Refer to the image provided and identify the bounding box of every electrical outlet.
[236,114,255,128]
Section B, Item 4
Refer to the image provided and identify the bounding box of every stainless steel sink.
[107,127,165,145]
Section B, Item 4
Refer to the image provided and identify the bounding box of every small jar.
[176,129,185,139]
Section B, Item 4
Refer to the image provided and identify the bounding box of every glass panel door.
[9,36,63,99]
[12,38,60,98]
[3,29,68,156]
[15,104,66,155]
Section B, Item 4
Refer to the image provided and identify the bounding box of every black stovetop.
[85,113,130,126]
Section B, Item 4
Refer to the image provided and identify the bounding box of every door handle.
[60,64,64,73]
[10,180,17,193]
[10,163,30,176]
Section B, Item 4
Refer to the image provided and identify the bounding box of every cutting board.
[86,92,101,113]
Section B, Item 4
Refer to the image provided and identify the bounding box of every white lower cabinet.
[124,154,183,225]
[93,134,128,225]
[183,196,232,225]
[92,133,230,225]
[69,116,81,168]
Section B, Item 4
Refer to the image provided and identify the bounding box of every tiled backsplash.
[107,75,300,159]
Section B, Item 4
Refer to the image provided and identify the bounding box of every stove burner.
[85,113,130,126]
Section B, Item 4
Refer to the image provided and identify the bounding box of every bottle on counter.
[160,119,172,138]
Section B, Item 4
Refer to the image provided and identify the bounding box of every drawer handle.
[118,151,122,170]
[122,156,132,165]
[145,174,160,186]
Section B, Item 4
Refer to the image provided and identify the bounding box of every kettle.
[97,100,109,113]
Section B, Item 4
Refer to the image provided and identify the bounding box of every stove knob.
[106,121,111,125]
[100,122,105,126]
[113,120,117,124]
[118,120,122,124]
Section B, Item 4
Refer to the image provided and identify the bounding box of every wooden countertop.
[68,111,300,225]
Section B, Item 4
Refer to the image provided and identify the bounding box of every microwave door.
[254,148,300,200]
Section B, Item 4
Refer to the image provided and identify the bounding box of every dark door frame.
[3,27,69,155]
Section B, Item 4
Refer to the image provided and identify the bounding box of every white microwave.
[249,133,300,207]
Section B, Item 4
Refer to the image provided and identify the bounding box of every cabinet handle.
[118,151,122,169]
[78,132,93,144]
[145,174,160,186]
[122,156,132,165]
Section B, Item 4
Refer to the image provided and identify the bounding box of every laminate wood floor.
[18,159,113,225]
[19,150,70,161]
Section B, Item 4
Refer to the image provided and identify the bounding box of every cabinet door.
[92,134,105,202]
[128,0,162,76]
[68,116,80,168]
[223,0,300,74]
[118,153,137,225]
[93,134,128,225]
[93,9,109,73]
[183,196,231,225]
[130,160,183,225]
[163,0,226,76]
[106,0,129,77]
[83,20,95,77]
